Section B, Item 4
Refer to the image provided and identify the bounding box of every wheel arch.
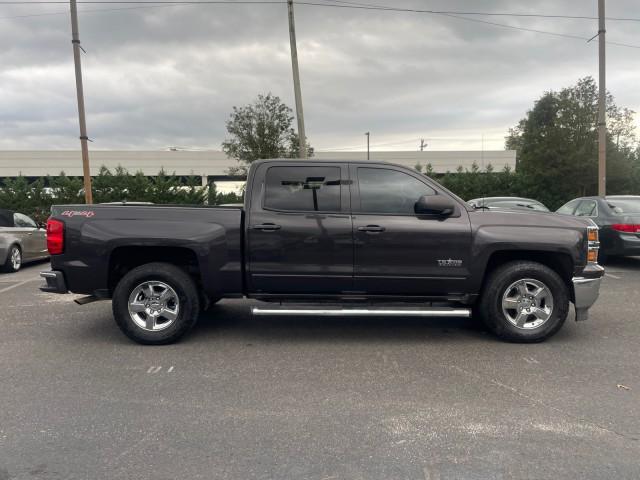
[107,246,201,294]
[481,250,574,300]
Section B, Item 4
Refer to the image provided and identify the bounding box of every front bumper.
[40,270,68,294]
[572,264,605,321]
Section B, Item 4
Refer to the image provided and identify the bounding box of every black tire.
[596,250,608,265]
[478,260,569,343]
[1,245,21,273]
[112,262,200,345]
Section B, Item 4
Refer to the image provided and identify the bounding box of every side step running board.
[251,306,471,317]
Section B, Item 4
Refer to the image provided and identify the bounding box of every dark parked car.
[0,209,48,273]
[468,197,549,212]
[556,195,640,261]
[41,160,603,345]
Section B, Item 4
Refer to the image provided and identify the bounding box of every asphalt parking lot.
[1,260,639,480]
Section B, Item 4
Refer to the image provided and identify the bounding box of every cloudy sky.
[1,0,639,152]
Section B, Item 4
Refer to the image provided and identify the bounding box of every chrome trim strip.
[251,307,471,317]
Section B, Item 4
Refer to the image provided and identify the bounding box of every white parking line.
[605,273,621,280]
[0,278,39,294]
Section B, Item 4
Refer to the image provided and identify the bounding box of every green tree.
[506,76,638,207]
[222,93,313,175]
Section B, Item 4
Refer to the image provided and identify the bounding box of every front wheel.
[478,261,569,343]
[112,262,200,345]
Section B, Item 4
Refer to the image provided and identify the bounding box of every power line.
[2,0,640,49]
[0,3,184,19]
[2,0,640,22]
[316,0,640,22]
[312,0,640,48]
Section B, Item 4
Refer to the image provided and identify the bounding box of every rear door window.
[264,166,341,212]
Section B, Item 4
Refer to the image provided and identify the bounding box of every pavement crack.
[446,364,638,442]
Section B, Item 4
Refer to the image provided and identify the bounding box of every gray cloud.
[1,0,639,151]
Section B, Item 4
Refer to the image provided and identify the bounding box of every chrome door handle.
[251,223,282,231]
[357,225,385,233]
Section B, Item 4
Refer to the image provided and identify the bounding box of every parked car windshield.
[482,199,549,212]
[496,201,548,211]
[607,198,640,215]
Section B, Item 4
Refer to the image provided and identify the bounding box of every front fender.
[468,224,584,291]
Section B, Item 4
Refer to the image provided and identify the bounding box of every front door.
[12,212,41,261]
[350,165,472,296]
[247,162,353,294]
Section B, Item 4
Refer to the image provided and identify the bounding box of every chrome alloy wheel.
[127,281,179,331]
[501,278,554,330]
[11,247,21,271]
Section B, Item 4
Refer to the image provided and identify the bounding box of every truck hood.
[469,209,593,230]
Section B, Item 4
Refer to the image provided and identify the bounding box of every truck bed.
[49,203,244,298]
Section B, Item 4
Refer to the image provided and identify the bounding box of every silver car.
[0,209,48,273]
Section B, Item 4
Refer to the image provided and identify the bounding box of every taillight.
[612,224,640,233]
[47,219,64,255]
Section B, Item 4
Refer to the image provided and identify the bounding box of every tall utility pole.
[420,139,427,151]
[287,0,307,159]
[365,132,370,160]
[597,0,607,196]
[70,0,93,203]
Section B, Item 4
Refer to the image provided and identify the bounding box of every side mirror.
[415,195,455,216]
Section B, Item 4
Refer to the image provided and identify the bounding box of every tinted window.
[357,168,436,214]
[557,199,580,215]
[607,199,640,215]
[13,213,37,228]
[575,200,597,217]
[264,166,341,212]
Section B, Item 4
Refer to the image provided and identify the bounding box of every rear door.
[350,165,472,296]
[246,162,353,294]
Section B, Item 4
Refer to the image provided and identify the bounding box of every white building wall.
[0,150,516,178]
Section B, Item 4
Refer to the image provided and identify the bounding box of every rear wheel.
[112,262,200,345]
[479,261,569,343]
[1,245,21,273]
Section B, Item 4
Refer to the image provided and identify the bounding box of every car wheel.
[112,262,200,345]
[596,250,608,264]
[1,245,22,273]
[479,260,569,343]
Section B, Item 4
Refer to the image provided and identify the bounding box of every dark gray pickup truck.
[41,159,604,344]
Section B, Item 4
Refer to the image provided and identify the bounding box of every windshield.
[607,198,640,215]
[485,200,549,212]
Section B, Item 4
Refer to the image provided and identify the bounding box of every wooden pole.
[597,0,607,197]
[287,0,307,159]
[70,0,93,203]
